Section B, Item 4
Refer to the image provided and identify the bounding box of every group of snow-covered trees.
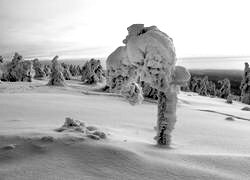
[1,51,249,106]
[182,68,250,105]
[0,53,105,86]
[186,75,231,99]
[0,53,34,82]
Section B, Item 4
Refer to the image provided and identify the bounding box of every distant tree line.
[1,52,249,105]
[182,75,232,100]
[0,52,105,85]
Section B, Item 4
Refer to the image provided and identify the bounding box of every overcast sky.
[1,0,250,68]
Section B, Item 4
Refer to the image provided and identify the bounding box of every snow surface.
[0,80,250,180]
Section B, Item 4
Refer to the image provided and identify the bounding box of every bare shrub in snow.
[47,56,65,86]
[240,62,250,104]
[81,59,104,84]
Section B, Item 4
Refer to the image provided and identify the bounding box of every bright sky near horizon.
[1,0,250,68]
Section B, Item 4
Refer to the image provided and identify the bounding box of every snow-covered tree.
[43,65,51,77]
[69,64,78,76]
[106,46,137,93]
[81,59,104,84]
[198,76,209,96]
[47,56,65,86]
[61,63,71,80]
[76,65,82,75]
[121,24,190,146]
[240,62,250,104]
[217,78,231,99]
[1,52,34,82]
[33,58,45,79]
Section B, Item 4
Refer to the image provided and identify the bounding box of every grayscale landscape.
[1,0,250,180]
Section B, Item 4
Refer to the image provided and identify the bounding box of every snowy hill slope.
[0,81,250,180]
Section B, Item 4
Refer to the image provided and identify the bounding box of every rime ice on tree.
[123,24,190,146]
[1,52,34,82]
[33,58,45,79]
[81,59,104,84]
[47,56,65,86]
[217,78,231,99]
[106,46,137,93]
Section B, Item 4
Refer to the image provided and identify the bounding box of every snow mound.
[55,117,107,140]
[1,144,16,150]
[241,106,250,111]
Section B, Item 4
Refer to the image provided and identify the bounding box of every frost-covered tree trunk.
[156,90,177,145]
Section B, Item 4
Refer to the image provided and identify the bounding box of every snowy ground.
[0,80,250,180]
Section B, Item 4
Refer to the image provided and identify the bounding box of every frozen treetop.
[244,62,250,74]
[106,46,138,93]
[52,55,59,62]
[124,24,189,91]
[124,24,176,68]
